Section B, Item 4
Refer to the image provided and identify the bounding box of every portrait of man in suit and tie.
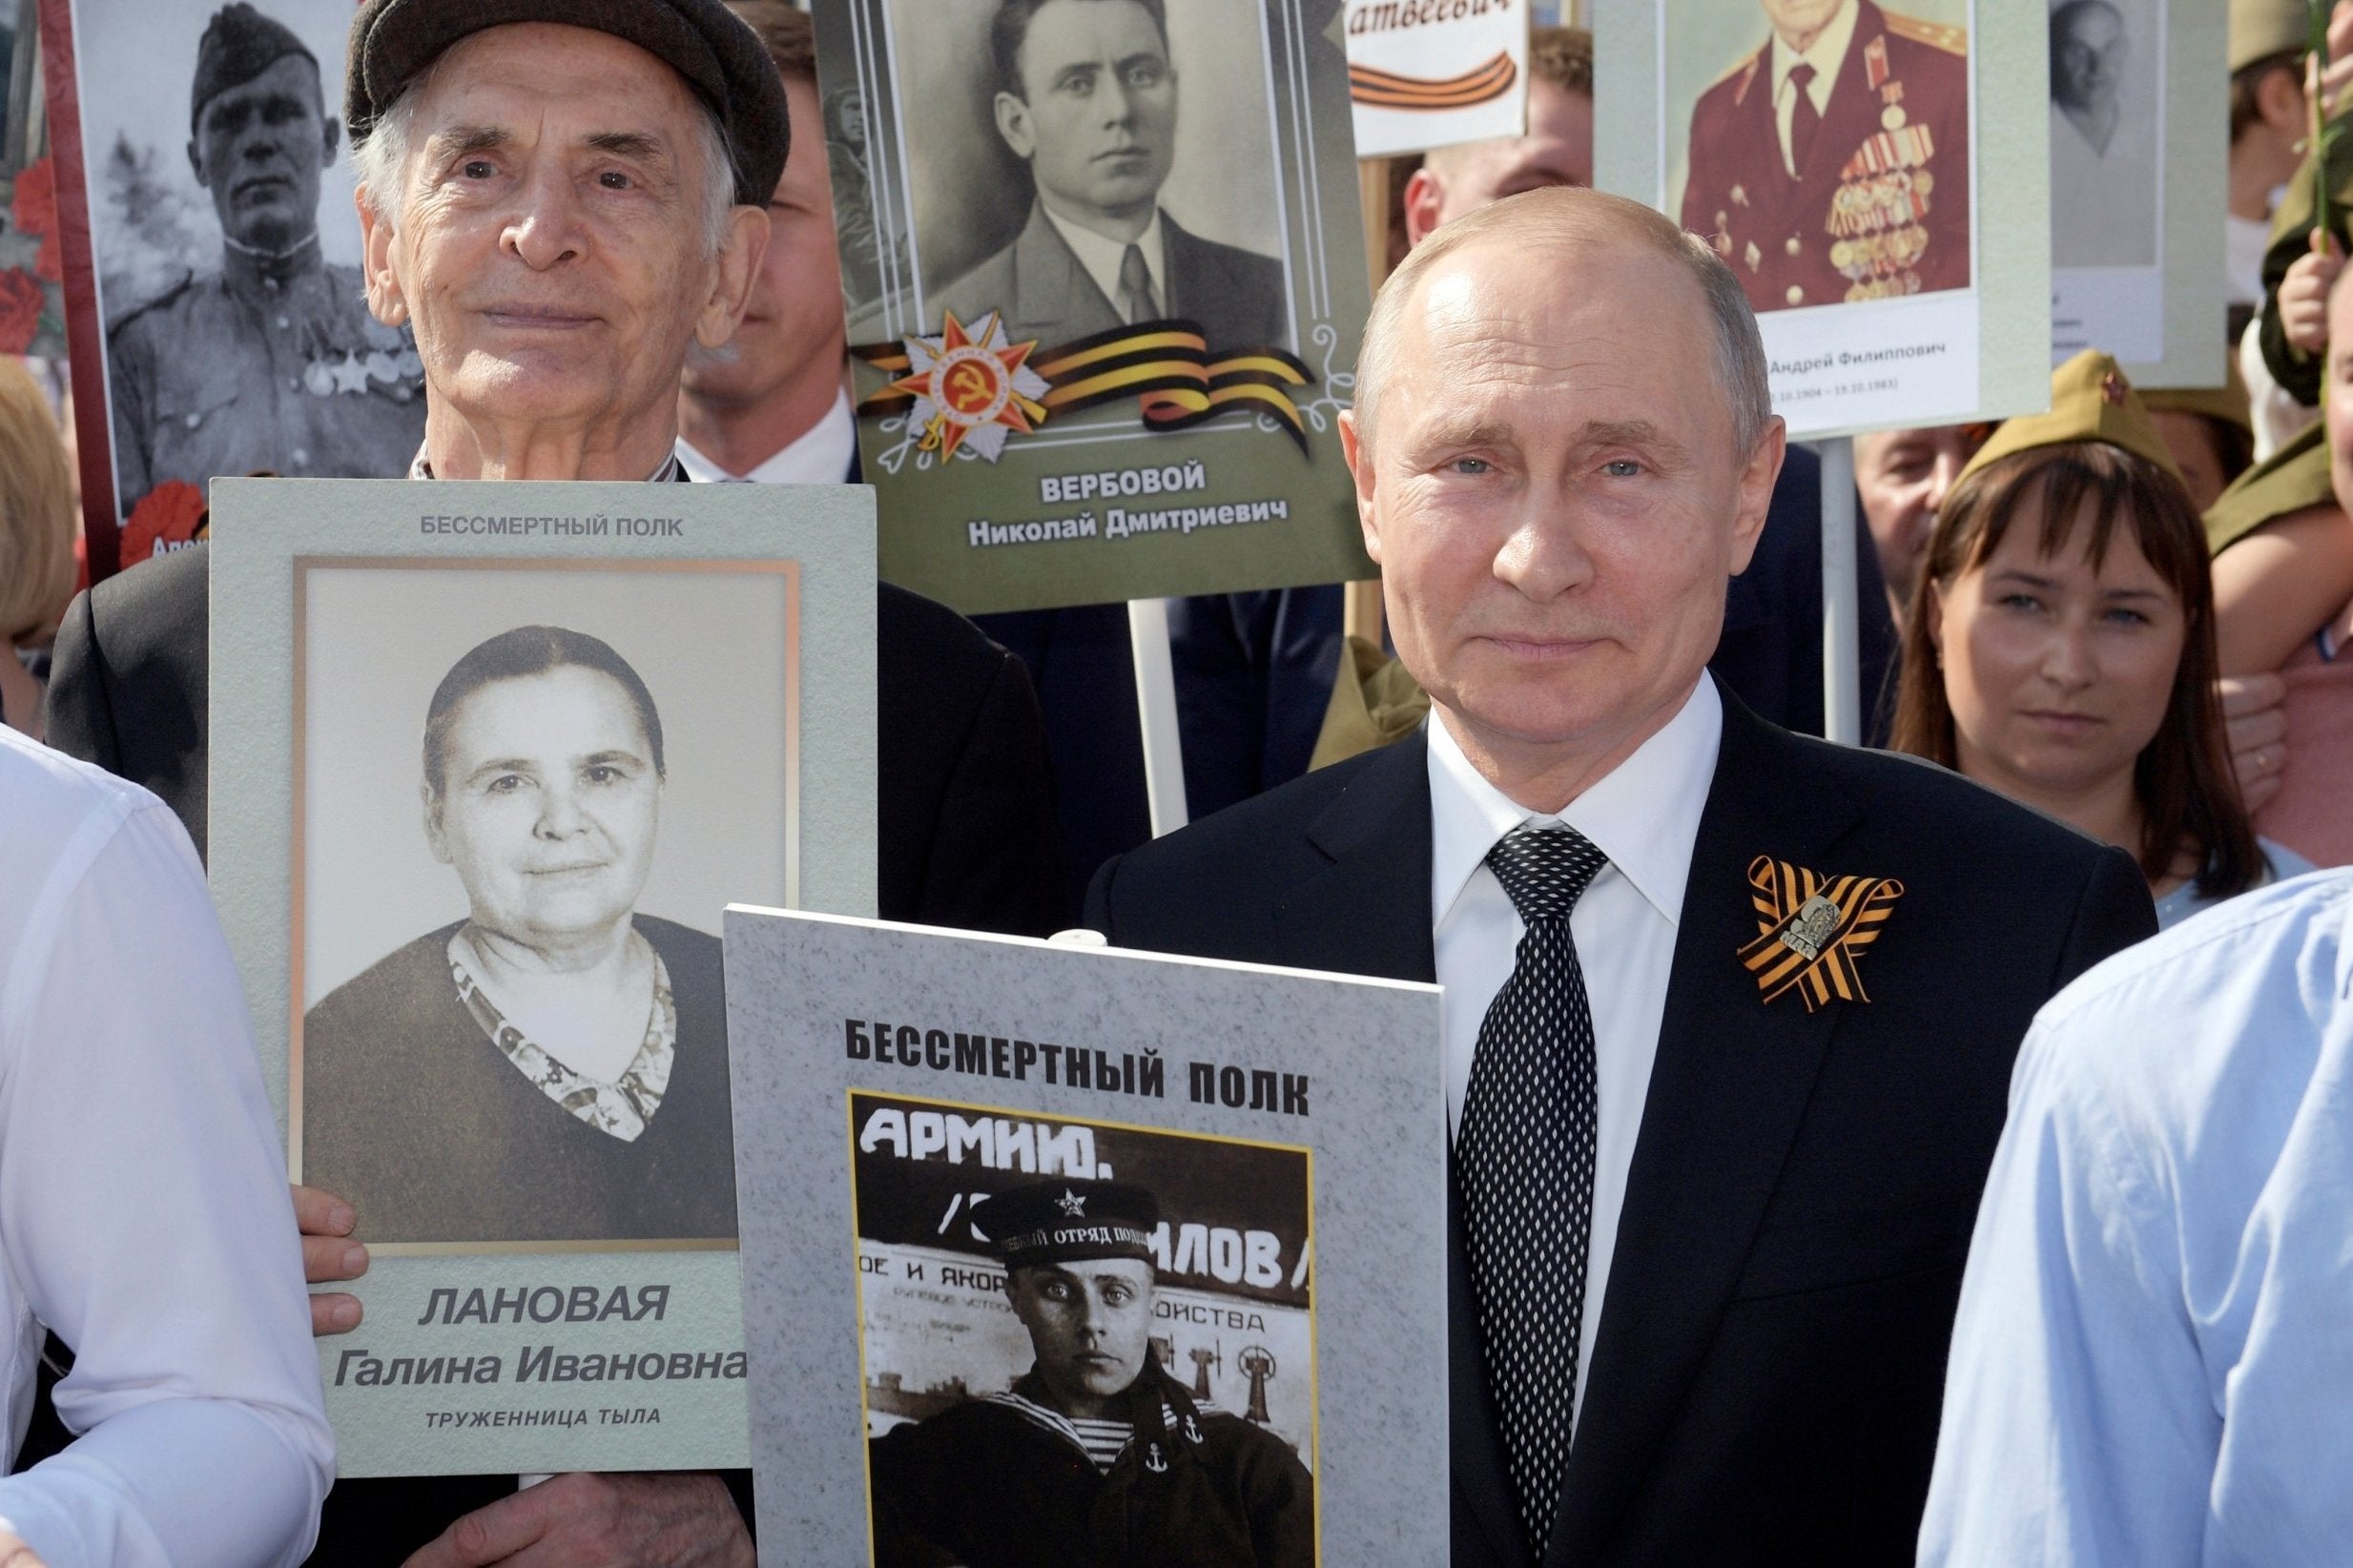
[1672,0,1971,316]
[927,0,1290,351]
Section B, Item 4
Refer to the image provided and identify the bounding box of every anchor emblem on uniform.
[1184,1413,1204,1445]
[1145,1441,1168,1473]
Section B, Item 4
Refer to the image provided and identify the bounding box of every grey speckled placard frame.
[209,477,877,1475]
[723,908,1447,1565]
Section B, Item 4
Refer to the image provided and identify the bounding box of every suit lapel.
[1544,700,1864,1563]
[1276,732,1437,984]
[1011,202,1118,340]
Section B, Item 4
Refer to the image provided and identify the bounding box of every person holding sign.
[936,0,1288,347]
[1680,0,1970,315]
[1084,188,2155,1563]
[869,1179,1313,1567]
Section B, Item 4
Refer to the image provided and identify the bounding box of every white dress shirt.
[1921,870,2353,1566]
[675,388,858,485]
[1770,0,1859,177]
[1042,205,1167,322]
[0,728,331,1566]
[1428,675,1723,1426]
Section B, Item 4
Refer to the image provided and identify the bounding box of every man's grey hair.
[350,70,740,259]
[1353,187,1772,462]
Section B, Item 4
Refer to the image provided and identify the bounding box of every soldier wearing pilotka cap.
[869,1178,1314,1568]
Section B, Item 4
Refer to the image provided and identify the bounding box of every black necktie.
[1456,823,1610,1560]
[1786,62,1821,175]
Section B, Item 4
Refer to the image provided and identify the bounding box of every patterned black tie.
[1457,823,1610,1560]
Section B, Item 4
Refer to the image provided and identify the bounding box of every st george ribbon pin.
[1737,856,1904,1011]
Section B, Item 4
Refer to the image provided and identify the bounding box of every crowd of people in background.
[0,0,2349,1562]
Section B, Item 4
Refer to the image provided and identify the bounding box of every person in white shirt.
[0,726,331,1566]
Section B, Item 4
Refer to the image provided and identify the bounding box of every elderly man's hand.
[2280,233,2345,359]
[2220,673,2289,815]
[401,1473,753,1568]
[295,1183,368,1336]
[0,1530,49,1568]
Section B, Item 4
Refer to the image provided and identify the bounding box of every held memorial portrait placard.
[207,477,878,1475]
[722,909,1448,1564]
[1346,0,1532,159]
[2048,0,2224,384]
[1595,0,2052,438]
[47,0,431,560]
[812,0,1374,613]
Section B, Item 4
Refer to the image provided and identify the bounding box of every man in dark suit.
[1681,0,1970,315]
[1085,188,2156,1564]
[935,0,1288,350]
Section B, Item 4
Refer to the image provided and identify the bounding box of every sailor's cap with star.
[980,1178,1160,1270]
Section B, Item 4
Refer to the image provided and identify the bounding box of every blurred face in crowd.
[191,54,340,253]
[2052,3,2128,114]
[2144,409,2231,514]
[359,25,764,452]
[1929,504,2185,808]
[426,666,664,952]
[1343,223,1779,803]
[1405,78,1594,244]
[680,75,845,415]
[1761,0,1849,52]
[1856,425,1985,613]
[2326,277,2353,511]
[1007,1260,1155,1420]
[996,0,1176,234]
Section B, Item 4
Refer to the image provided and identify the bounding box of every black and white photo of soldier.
[925,0,1289,350]
[99,1,425,517]
[868,1177,1314,1568]
[300,624,735,1247]
[2048,0,2159,268]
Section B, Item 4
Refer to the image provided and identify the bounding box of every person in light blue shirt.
[1919,868,2353,1566]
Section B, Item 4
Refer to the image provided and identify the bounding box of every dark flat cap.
[345,0,787,206]
[195,4,317,130]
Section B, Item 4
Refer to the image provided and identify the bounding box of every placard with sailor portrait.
[206,475,878,1476]
[723,908,1447,1563]
[1595,0,2052,438]
[810,0,1373,612]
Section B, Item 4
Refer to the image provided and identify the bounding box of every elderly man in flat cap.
[107,3,426,521]
[870,1178,1313,1568]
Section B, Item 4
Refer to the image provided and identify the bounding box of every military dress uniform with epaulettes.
[106,246,426,513]
[1680,0,1970,316]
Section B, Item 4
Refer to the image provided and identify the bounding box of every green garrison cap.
[2231,0,2309,73]
[2139,355,2254,438]
[2205,420,2335,557]
[1955,350,2186,492]
[194,5,317,130]
[345,0,788,206]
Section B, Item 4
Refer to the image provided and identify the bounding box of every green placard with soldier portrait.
[206,477,878,1475]
[1595,0,2054,438]
[810,0,1374,613]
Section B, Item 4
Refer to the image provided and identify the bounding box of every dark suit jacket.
[42,541,1071,1564]
[936,200,1289,351]
[1084,697,2156,1565]
[1681,0,1971,316]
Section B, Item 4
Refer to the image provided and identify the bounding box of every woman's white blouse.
[0,727,330,1566]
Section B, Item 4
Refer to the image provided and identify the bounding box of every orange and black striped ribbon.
[856,319,1315,455]
[1736,856,1904,1011]
[1348,52,1517,111]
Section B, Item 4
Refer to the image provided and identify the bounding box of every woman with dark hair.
[1893,353,2307,928]
[301,625,735,1245]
